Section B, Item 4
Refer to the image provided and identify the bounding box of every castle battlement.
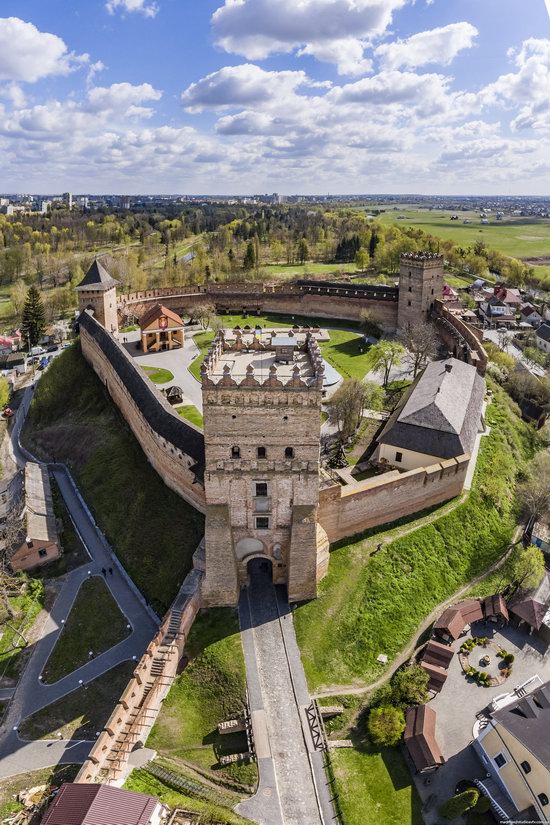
[201,329,325,391]
[401,252,445,267]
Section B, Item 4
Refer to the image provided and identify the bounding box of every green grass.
[22,343,204,615]
[378,208,550,258]
[0,579,45,681]
[42,577,130,683]
[177,405,203,428]
[189,331,215,381]
[148,608,258,788]
[262,261,359,277]
[295,385,540,690]
[0,764,79,819]
[319,329,377,380]
[332,746,424,825]
[19,660,135,740]
[142,365,175,384]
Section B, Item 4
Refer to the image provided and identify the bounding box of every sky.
[0,0,549,195]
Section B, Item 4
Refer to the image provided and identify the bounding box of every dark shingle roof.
[492,681,550,770]
[76,259,119,292]
[536,323,550,343]
[78,311,204,480]
[378,358,485,460]
[41,783,158,825]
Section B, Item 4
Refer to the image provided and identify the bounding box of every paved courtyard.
[414,619,550,824]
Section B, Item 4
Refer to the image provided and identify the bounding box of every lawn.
[19,660,135,740]
[0,764,79,820]
[22,344,204,615]
[42,577,130,683]
[148,608,258,788]
[142,365,175,384]
[294,385,540,690]
[177,405,203,428]
[189,331,215,381]
[332,746,424,825]
[261,261,359,278]
[0,579,45,681]
[319,329,378,380]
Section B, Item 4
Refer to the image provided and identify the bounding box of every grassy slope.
[148,608,258,788]
[19,660,135,740]
[0,580,45,681]
[0,765,79,820]
[295,386,539,690]
[22,343,204,615]
[42,577,130,683]
[178,405,204,428]
[142,365,175,384]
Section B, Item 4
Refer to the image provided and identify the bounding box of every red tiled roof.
[483,593,509,622]
[420,661,448,693]
[41,784,158,825]
[404,705,444,772]
[421,640,454,669]
[140,303,184,330]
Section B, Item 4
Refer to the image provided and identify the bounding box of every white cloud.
[376,22,478,70]
[0,17,87,82]
[211,0,406,75]
[106,0,159,18]
[87,82,162,118]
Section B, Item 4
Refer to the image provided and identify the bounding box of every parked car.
[38,357,49,370]
[27,356,39,365]
[31,346,46,356]
[46,344,58,353]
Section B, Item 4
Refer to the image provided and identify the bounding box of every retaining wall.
[79,311,206,513]
[318,455,470,543]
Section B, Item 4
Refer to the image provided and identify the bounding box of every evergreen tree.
[21,285,46,348]
[369,232,379,257]
[243,241,255,271]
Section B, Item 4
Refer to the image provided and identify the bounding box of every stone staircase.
[475,777,518,824]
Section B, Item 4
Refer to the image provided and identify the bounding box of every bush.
[439,789,480,820]
[390,664,430,707]
[504,653,515,664]
[367,705,405,747]
[474,795,491,813]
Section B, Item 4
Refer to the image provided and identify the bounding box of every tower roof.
[76,259,119,291]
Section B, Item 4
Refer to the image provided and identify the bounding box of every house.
[419,661,448,693]
[535,322,550,354]
[508,571,550,646]
[139,304,184,353]
[483,593,509,624]
[404,705,445,773]
[531,521,550,556]
[520,304,542,327]
[10,463,61,572]
[0,470,23,526]
[41,783,167,825]
[375,358,485,472]
[474,680,550,823]
[479,286,521,327]
[421,639,454,669]
[442,284,460,304]
[433,599,484,643]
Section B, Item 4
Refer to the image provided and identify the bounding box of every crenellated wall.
[433,300,488,376]
[318,455,470,543]
[78,311,206,513]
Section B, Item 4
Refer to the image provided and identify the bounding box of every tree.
[518,454,550,523]
[367,705,405,747]
[297,238,309,265]
[359,308,381,339]
[507,544,545,594]
[439,789,479,821]
[0,377,10,409]
[192,303,216,330]
[328,379,382,442]
[9,279,27,316]
[390,665,430,707]
[243,241,255,272]
[21,285,46,348]
[370,340,406,388]
[355,248,370,272]
[399,323,438,378]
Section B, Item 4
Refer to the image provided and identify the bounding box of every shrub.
[367,705,405,747]
[504,653,515,664]
[439,789,480,820]
[474,795,491,813]
[390,664,430,707]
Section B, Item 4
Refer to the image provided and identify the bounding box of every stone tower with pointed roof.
[76,259,119,335]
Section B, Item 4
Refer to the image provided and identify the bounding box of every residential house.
[479,286,521,327]
[41,783,167,825]
[520,304,542,327]
[10,463,61,571]
[535,322,550,354]
[375,358,485,472]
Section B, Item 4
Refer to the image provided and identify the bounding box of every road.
[236,561,334,825]
[482,329,545,377]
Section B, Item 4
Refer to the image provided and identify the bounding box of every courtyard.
[414,619,550,825]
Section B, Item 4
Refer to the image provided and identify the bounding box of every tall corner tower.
[200,329,328,607]
[75,259,119,336]
[398,252,444,331]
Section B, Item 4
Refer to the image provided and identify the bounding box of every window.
[395,452,403,463]
[231,446,240,459]
[38,549,47,558]
[256,482,268,497]
[255,516,269,530]
[408,286,412,293]
[407,300,411,307]
[520,760,531,774]
[494,753,506,769]
[285,447,295,459]
[257,446,267,459]
[431,288,434,295]
[539,794,549,807]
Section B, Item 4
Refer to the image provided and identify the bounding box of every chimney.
[445,363,453,373]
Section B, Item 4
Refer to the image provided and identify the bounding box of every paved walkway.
[0,385,159,778]
[236,562,333,825]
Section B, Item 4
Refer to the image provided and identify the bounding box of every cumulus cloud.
[0,17,87,82]
[211,0,406,75]
[106,0,159,18]
[87,82,162,118]
[376,22,478,70]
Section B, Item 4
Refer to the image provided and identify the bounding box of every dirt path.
[312,528,522,700]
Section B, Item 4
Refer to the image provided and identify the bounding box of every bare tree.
[191,303,216,330]
[518,453,550,523]
[328,379,382,442]
[399,323,438,378]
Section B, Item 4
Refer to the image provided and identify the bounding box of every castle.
[76,252,486,608]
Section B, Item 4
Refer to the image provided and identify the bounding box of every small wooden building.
[140,303,184,353]
[434,599,484,643]
[483,593,509,624]
[271,335,296,364]
[404,705,445,773]
[421,639,454,669]
[11,463,61,572]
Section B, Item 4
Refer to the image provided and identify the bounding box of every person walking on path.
[101,567,106,577]
[108,567,113,575]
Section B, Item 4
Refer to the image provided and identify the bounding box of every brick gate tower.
[76,259,119,336]
[398,252,444,330]
[200,329,329,607]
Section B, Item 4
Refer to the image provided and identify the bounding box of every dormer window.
[521,760,531,774]
[539,794,549,807]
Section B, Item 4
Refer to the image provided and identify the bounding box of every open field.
[42,577,130,683]
[377,207,550,258]
[295,386,540,690]
[23,344,204,614]
[261,262,358,278]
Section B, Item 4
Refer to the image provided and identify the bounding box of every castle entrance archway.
[246,555,273,583]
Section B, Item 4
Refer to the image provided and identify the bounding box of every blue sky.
[0,0,549,194]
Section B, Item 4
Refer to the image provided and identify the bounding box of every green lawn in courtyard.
[148,608,258,788]
[19,660,135,740]
[318,329,378,380]
[177,405,203,428]
[142,365,175,384]
[42,577,130,683]
[294,385,541,690]
[333,746,424,825]
[189,331,215,381]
